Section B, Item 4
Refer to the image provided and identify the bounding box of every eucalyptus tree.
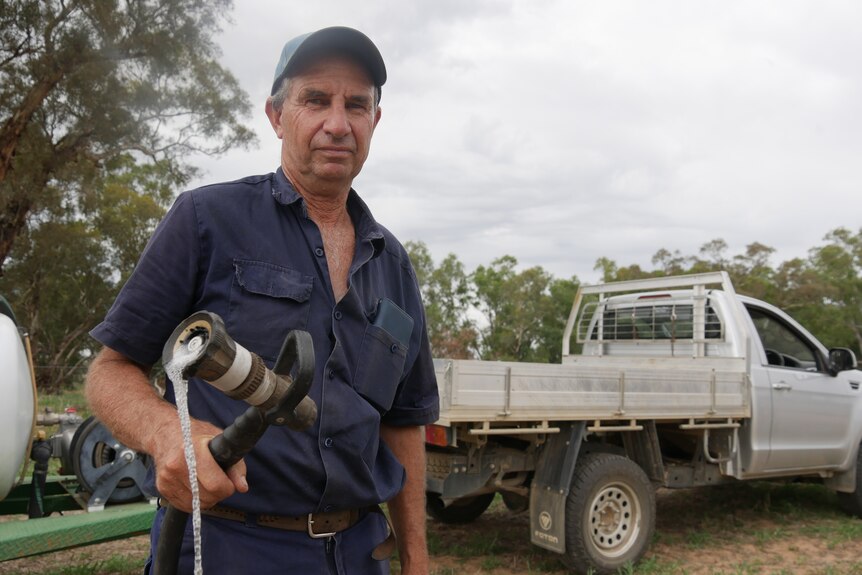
[472,256,554,362]
[405,241,477,359]
[0,0,255,270]
[0,0,255,390]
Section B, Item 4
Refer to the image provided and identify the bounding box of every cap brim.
[271,27,386,95]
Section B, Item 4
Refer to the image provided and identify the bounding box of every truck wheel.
[837,444,862,518]
[564,452,655,575]
[426,492,495,524]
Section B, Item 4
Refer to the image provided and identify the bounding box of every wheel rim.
[587,481,641,558]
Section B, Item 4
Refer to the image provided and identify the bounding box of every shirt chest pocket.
[228,259,314,361]
[352,324,409,414]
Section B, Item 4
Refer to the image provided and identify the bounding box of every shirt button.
[314,247,324,257]
[333,311,342,320]
[390,344,399,353]
[328,369,335,379]
[324,437,334,448]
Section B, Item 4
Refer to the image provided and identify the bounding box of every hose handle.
[267,330,317,429]
[207,406,266,469]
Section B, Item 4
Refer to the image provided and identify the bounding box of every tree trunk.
[0,195,32,275]
[0,67,65,183]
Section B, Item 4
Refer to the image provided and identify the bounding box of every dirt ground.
[2,487,861,574]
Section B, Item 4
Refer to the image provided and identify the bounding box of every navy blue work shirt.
[90,169,440,516]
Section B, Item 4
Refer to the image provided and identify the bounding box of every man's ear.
[373,105,382,130]
[265,98,284,138]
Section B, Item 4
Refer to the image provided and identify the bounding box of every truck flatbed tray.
[433,357,750,426]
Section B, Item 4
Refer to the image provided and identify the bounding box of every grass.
[6,389,862,574]
[37,386,89,417]
[37,554,140,575]
[421,483,862,575]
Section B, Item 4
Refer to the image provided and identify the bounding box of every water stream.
[165,353,204,575]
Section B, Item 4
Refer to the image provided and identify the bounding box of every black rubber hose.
[152,406,267,575]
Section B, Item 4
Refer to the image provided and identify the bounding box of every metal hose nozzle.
[163,311,298,413]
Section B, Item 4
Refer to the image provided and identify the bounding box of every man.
[86,27,439,575]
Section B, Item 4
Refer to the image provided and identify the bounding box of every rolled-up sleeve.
[90,192,200,366]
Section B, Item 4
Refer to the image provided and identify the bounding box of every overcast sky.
[188,0,861,283]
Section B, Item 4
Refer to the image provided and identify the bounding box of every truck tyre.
[426,492,495,524]
[837,444,862,518]
[564,452,655,575]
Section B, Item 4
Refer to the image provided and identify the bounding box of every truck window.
[746,306,820,371]
[596,301,722,341]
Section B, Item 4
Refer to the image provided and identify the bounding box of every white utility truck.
[424,272,862,574]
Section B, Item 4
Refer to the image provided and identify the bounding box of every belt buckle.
[307,513,337,539]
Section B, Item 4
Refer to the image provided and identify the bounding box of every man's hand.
[151,418,249,512]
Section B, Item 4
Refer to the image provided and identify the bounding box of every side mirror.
[828,348,858,375]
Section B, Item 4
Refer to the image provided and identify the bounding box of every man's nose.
[323,104,351,138]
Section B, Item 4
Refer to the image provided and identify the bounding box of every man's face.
[266,55,381,195]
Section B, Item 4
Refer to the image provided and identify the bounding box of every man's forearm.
[86,347,178,456]
[381,423,429,575]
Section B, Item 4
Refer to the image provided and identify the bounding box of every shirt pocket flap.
[234,259,313,301]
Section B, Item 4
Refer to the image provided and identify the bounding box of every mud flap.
[529,422,585,554]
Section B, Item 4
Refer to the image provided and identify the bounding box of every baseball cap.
[270,26,387,97]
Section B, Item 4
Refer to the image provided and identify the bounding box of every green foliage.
[0,0,255,162]
[538,275,580,363]
[472,255,554,361]
[408,243,583,363]
[0,0,255,391]
[406,241,478,358]
[0,158,177,391]
[0,0,256,268]
[805,228,862,352]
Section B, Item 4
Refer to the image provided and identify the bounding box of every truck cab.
[574,280,862,480]
[737,295,861,479]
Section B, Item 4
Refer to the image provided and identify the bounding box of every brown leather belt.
[201,504,396,559]
[202,504,368,537]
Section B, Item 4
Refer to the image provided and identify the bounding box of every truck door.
[745,305,855,471]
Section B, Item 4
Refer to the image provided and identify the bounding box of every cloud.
[190,0,862,282]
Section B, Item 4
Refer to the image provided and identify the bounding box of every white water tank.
[0,311,35,500]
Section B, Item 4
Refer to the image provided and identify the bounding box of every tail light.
[425,424,451,447]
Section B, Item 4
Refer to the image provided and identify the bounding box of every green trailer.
[1,296,155,562]
[0,477,155,561]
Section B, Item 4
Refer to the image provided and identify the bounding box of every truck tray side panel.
[434,357,749,424]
